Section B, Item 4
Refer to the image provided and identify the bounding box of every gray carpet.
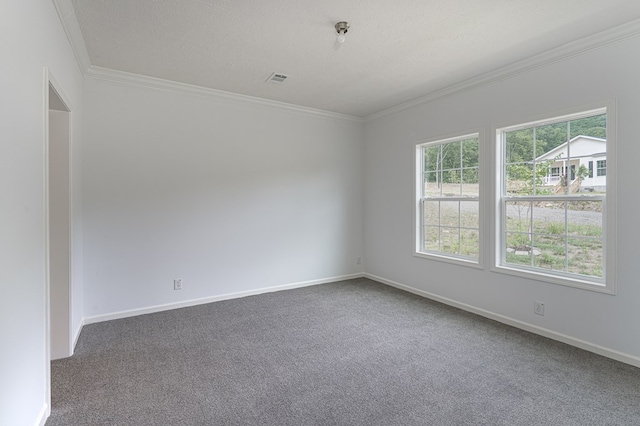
[48,278,640,425]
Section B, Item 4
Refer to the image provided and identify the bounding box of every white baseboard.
[35,402,48,426]
[83,273,364,325]
[365,273,640,369]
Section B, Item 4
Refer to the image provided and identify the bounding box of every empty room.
[3,1,640,425]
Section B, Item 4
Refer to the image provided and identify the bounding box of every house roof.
[535,135,606,161]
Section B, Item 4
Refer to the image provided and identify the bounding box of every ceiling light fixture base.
[335,21,350,43]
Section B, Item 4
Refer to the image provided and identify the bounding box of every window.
[415,134,480,265]
[496,107,614,292]
[597,160,606,176]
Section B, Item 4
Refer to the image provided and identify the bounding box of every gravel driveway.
[505,204,602,227]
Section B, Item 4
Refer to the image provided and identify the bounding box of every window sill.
[491,264,615,295]
[413,251,483,270]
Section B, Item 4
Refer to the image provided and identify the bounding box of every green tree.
[506,160,553,195]
[506,114,606,164]
[570,114,606,139]
[424,138,479,186]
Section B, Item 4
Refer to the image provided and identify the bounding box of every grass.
[424,202,603,277]
[423,201,479,258]
[504,217,603,278]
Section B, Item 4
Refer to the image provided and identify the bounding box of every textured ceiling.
[70,0,640,117]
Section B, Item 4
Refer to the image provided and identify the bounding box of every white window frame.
[597,160,607,177]
[493,104,616,294]
[414,132,483,269]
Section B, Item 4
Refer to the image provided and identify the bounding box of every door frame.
[43,67,74,417]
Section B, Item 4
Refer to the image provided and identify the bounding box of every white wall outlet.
[356,257,362,265]
[174,278,183,290]
[534,301,544,316]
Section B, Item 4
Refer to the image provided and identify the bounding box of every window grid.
[418,135,480,262]
[499,109,607,285]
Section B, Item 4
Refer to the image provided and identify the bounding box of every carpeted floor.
[48,278,640,425]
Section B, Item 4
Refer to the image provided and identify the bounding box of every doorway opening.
[48,82,71,361]
[45,69,73,418]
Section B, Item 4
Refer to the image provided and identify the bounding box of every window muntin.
[417,134,480,263]
[498,109,608,287]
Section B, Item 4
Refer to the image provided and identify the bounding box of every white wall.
[364,35,640,361]
[81,78,363,318]
[3,4,637,424]
[0,1,84,425]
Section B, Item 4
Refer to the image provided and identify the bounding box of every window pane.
[569,114,606,140]
[506,163,534,196]
[506,128,534,163]
[561,122,607,194]
[532,202,565,235]
[506,201,531,233]
[423,200,439,227]
[460,229,479,258]
[462,139,478,168]
[592,160,607,193]
[440,201,459,227]
[535,122,567,158]
[568,237,603,278]
[440,227,460,255]
[567,201,602,237]
[424,172,441,197]
[462,168,478,196]
[424,226,439,252]
[505,232,532,266]
[533,235,566,272]
[460,201,479,229]
[535,161,563,196]
[564,135,606,194]
[441,141,461,170]
[506,232,532,253]
[442,170,461,197]
[424,146,440,172]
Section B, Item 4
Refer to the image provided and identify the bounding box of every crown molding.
[365,18,640,122]
[53,0,640,124]
[85,66,363,123]
[52,0,361,123]
[52,0,91,75]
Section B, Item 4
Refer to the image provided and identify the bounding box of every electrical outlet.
[174,278,183,290]
[356,257,362,265]
[534,301,544,316]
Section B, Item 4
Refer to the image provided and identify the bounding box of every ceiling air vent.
[266,72,288,84]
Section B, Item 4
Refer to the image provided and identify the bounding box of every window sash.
[420,198,480,260]
[497,108,609,289]
[500,195,605,283]
[416,134,480,264]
